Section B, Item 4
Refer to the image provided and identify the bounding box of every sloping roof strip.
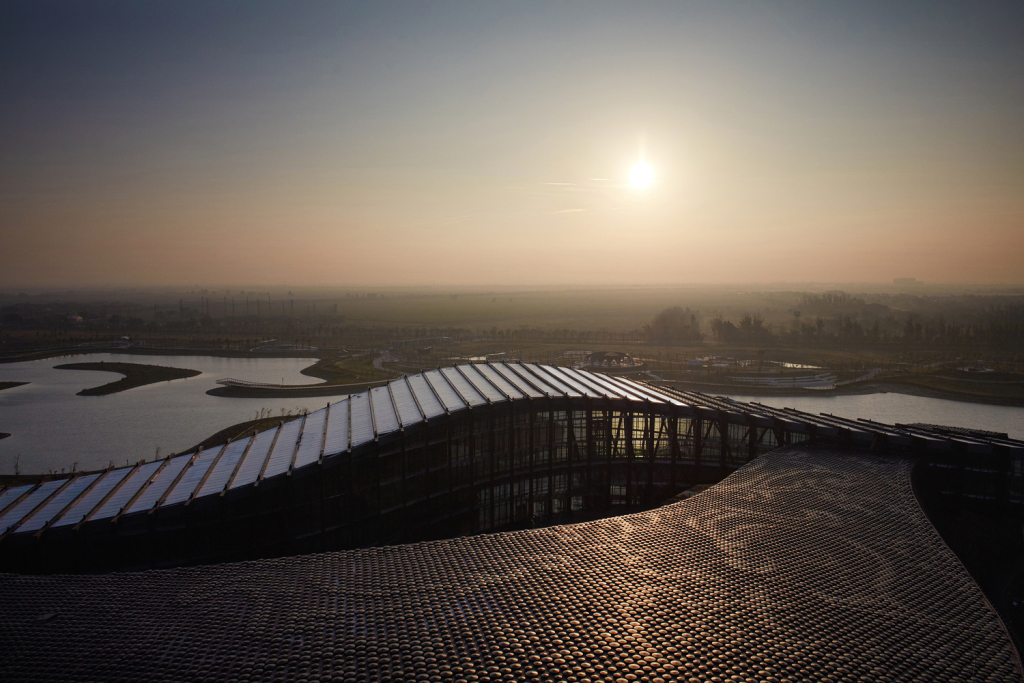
[230,428,277,489]
[262,419,304,479]
[369,386,401,436]
[472,364,526,400]
[522,364,581,397]
[574,369,643,400]
[0,480,65,533]
[128,456,192,513]
[509,363,562,396]
[491,363,545,398]
[199,438,253,497]
[406,374,445,418]
[538,365,601,398]
[163,450,219,506]
[92,460,163,519]
[390,379,424,426]
[559,367,624,398]
[423,369,466,412]
[52,469,128,528]
[455,364,502,403]
[440,366,487,406]
[0,485,33,517]
[349,394,375,447]
[295,409,328,468]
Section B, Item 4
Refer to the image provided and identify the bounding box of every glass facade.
[370,398,789,538]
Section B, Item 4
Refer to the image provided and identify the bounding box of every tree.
[710,315,741,342]
[646,307,703,345]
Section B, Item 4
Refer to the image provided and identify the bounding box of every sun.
[629,159,654,189]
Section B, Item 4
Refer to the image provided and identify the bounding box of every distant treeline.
[701,292,1024,348]
[4,291,1024,352]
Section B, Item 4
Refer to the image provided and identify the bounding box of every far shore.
[0,382,29,392]
[206,380,382,399]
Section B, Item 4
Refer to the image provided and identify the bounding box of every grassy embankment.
[54,362,201,396]
[184,414,304,452]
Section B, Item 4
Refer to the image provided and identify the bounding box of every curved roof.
[1,445,1019,682]
[0,364,685,536]
[2,362,1023,539]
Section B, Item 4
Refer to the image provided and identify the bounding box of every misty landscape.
[3,281,1023,477]
[1,3,1023,682]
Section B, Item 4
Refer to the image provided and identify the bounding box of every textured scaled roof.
[0,444,1019,682]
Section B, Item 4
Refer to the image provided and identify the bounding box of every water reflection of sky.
[723,392,1024,441]
[0,354,339,474]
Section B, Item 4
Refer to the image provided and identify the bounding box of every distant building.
[586,350,639,368]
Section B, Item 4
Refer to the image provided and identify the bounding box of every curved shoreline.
[205,383,380,398]
[54,361,202,396]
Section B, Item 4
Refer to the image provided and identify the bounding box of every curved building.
[2,364,1024,680]
[0,363,807,573]
[1,363,1022,576]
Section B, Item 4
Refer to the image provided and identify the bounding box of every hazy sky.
[2,1,1022,286]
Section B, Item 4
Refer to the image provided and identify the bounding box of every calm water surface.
[723,392,1024,440]
[2,355,1022,474]
[0,354,339,474]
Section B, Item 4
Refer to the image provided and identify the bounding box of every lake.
[0,354,339,475]
[1,354,1022,474]
[722,392,1024,440]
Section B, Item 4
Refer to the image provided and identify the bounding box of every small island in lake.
[0,382,29,392]
[54,361,201,396]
